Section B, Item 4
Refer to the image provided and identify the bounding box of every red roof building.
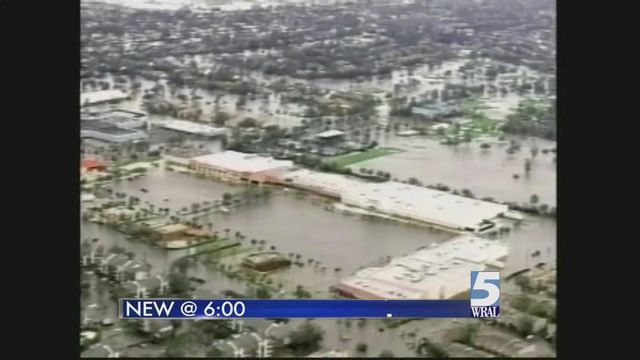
[81,158,106,171]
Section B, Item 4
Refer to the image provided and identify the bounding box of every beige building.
[336,235,508,300]
[189,151,293,184]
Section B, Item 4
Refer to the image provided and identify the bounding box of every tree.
[516,315,535,337]
[168,272,191,297]
[524,158,532,173]
[222,193,233,205]
[530,194,540,204]
[531,146,539,158]
[452,324,478,345]
[191,203,200,213]
[287,322,324,356]
[408,177,422,186]
[294,285,312,299]
[539,204,549,213]
[379,350,394,357]
[255,286,272,299]
[356,343,368,354]
[238,117,258,128]
[213,111,230,127]
[461,189,474,198]
[416,338,448,357]
[172,257,190,274]
[511,292,532,311]
[205,347,224,357]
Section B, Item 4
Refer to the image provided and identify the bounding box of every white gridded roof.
[281,169,368,192]
[316,129,346,138]
[191,151,294,174]
[340,235,508,300]
[341,182,508,229]
[81,90,129,104]
[160,120,227,136]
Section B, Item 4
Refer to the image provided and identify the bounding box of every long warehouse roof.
[191,151,294,174]
[338,235,508,300]
[341,181,508,230]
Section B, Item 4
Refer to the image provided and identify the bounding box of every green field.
[325,148,402,167]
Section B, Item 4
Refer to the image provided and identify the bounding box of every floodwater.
[367,135,557,207]
[84,167,555,278]
[86,0,313,11]
[81,166,555,357]
[111,167,240,211]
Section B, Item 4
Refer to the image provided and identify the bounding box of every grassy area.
[325,147,401,168]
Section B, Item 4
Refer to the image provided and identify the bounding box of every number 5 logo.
[470,271,500,307]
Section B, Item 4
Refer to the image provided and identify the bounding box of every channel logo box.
[470,271,500,318]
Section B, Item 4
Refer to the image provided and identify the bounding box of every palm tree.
[251,239,257,246]
[530,194,540,204]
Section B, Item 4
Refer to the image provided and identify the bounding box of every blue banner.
[119,299,494,319]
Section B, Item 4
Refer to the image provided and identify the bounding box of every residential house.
[213,332,270,358]
[119,260,151,282]
[81,305,103,328]
[81,242,104,267]
[264,323,293,347]
[122,275,169,298]
[99,253,130,280]
[308,350,350,357]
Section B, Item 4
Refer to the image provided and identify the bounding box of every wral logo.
[470,271,500,318]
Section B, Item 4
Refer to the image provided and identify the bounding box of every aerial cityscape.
[80,0,556,357]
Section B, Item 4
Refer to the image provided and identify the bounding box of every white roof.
[432,123,451,130]
[341,182,508,230]
[81,90,129,105]
[191,151,294,174]
[339,235,508,299]
[280,169,368,195]
[160,120,227,136]
[316,129,346,138]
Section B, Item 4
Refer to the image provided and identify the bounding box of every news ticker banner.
[120,271,501,319]
[120,299,500,319]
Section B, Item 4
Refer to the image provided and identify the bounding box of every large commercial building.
[190,151,294,184]
[275,168,368,198]
[335,235,508,300]
[81,89,130,107]
[81,109,147,143]
[157,120,228,137]
[273,169,508,232]
[341,182,508,232]
[81,121,147,143]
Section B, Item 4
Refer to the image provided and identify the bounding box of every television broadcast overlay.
[120,272,500,319]
[122,300,477,319]
[81,0,556,357]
